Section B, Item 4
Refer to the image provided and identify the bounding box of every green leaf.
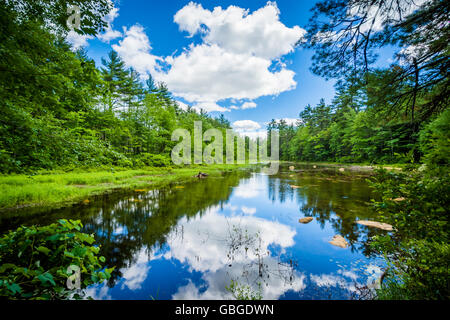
[0,263,16,273]
[36,246,51,255]
[37,273,56,286]
[6,283,22,294]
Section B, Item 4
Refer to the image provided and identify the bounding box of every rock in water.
[329,235,348,248]
[289,166,295,171]
[357,220,393,231]
[299,217,313,224]
[195,172,209,178]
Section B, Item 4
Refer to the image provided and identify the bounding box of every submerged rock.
[357,220,393,231]
[299,217,313,224]
[329,235,348,248]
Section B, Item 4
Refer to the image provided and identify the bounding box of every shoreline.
[0,161,405,211]
[280,161,405,172]
[0,165,253,211]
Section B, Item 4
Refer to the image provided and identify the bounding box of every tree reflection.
[0,165,386,297]
[271,165,384,256]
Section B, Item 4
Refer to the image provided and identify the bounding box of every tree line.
[271,0,448,168]
[0,1,233,173]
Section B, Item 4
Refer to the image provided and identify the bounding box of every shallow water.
[0,165,387,300]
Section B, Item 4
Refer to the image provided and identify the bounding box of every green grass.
[0,165,250,210]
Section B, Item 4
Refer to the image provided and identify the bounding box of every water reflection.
[0,165,386,300]
[166,206,305,299]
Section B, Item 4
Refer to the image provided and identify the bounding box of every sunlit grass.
[0,165,249,209]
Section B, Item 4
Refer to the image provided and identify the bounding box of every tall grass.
[0,165,247,209]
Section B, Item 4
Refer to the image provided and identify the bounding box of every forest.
[0,0,448,301]
[0,1,233,173]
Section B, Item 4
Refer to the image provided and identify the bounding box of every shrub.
[419,108,450,168]
[115,158,133,168]
[139,153,171,167]
[369,168,449,300]
[0,219,114,299]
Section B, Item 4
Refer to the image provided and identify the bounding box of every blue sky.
[69,0,392,136]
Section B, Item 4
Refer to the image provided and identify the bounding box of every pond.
[0,164,388,300]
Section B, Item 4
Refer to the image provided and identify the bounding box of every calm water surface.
[0,165,387,300]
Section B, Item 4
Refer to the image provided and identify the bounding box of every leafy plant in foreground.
[0,219,114,299]
[369,168,449,299]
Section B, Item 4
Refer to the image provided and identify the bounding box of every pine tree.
[122,68,145,116]
[145,74,158,94]
[100,50,129,111]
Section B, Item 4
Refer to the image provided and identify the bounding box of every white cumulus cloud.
[111,1,305,112]
[174,1,306,59]
[98,6,122,42]
[112,25,161,77]
[66,31,93,50]
[158,43,296,108]
[232,120,266,139]
[241,102,257,109]
[232,120,261,131]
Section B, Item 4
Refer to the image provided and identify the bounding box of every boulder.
[299,217,313,224]
[356,220,393,231]
[329,235,348,248]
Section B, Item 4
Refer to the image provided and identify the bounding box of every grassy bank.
[0,165,251,210]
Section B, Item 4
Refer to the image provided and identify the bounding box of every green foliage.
[0,219,114,299]
[368,168,449,299]
[3,0,112,36]
[281,0,449,166]
[305,0,449,119]
[277,92,422,164]
[374,238,450,300]
[138,153,171,167]
[0,0,233,174]
[419,108,450,168]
